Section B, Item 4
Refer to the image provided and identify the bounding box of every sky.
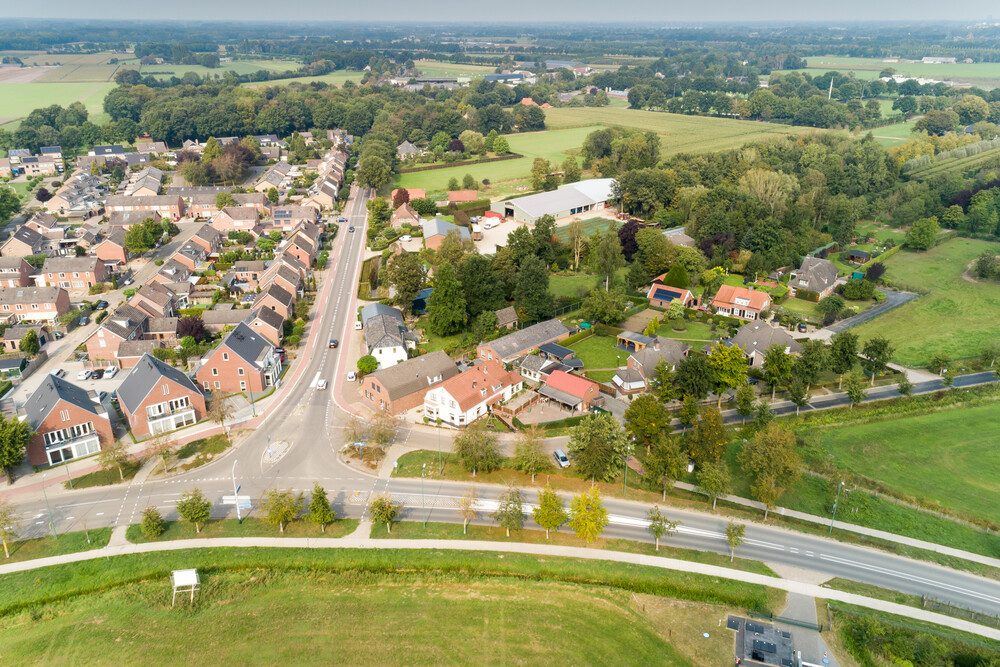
[5,1,997,22]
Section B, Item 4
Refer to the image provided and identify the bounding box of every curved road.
[7,185,1000,617]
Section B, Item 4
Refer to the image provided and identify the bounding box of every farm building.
[490,178,616,224]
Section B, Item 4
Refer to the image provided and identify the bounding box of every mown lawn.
[851,238,1000,366]
[657,320,718,342]
[126,518,360,543]
[568,334,623,369]
[1,528,111,564]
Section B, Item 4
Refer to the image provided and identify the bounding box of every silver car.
[553,449,570,468]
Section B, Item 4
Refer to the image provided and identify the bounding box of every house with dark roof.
[129,282,176,318]
[646,278,695,309]
[270,206,320,232]
[791,257,839,298]
[725,321,802,368]
[212,206,262,236]
[150,260,191,285]
[423,360,523,426]
[85,304,148,361]
[189,224,222,255]
[360,302,404,327]
[0,286,71,323]
[364,313,418,368]
[196,322,282,393]
[477,319,572,364]
[23,374,114,466]
[495,306,518,330]
[108,210,160,231]
[93,229,132,267]
[396,140,420,160]
[2,324,47,352]
[36,256,107,289]
[253,284,295,320]
[245,307,285,346]
[0,226,45,258]
[361,350,460,414]
[115,340,163,368]
[615,337,690,393]
[422,218,470,250]
[845,249,871,264]
[0,257,34,287]
[170,243,209,271]
[116,353,206,437]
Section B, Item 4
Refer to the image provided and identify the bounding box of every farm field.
[868,118,918,147]
[243,69,366,88]
[552,216,614,242]
[813,403,1000,525]
[542,106,817,154]
[906,146,1000,181]
[851,238,1000,367]
[119,58,302,79]
[0,570,695,664]
[795,56,1000,88]
[0,81,115,125]
[414,59,497,78]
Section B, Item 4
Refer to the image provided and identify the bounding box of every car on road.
[104,366,118,379]
[346,371,357,382]
[95,300,108,310]
[77,369,92,381]
[50,368,66,378]
[78,316,89,326]
[122,278,133,286]
[348,226,355,232]
[52,331,64,339]
[329,339,338,348]
[317,379,328,390]
[553,449,571,468]
[90,368,105,379]
[337,216,348,222]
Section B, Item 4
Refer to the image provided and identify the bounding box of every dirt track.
[0,66,56,83]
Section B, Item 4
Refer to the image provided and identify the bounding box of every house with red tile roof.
[539,369,600,412]
[711,284,771,321]
[447,190,479,204]
[391,188,426,201]
[422,360,522,427]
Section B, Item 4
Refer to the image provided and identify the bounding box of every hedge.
[397,153,523,174]
[0,381,12,399]
[513,413,592,431]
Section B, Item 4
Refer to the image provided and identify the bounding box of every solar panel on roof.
[752,639,777,653]
[726,617,741,630]
[746,622,766,634]
[653,288,683,302]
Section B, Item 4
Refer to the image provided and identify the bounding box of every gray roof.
[630,337,690,373]
[117,340,162,358]
[0,257,28,270]
[254,283,294,309]
[364,314,406,350]
[484,319,572,361]
[40,256,101,274]
[202,308,254,326]
[663,228,697,247]
[100,304,148,340]
[234,260,267,273]
[115,353,199,414]
[519,355,549,374]
[618,331,657,346]
[495,306,517,327]
[422,218,470,240]
[538,383,583,407]
[729,322,803,358]
[795,256,839,293]
[4,324,44,340]
[148,317,178,334]
[360,303,404,326]
[5,226,42,249]
[501,179,614,219]
[209,322,273,366]
[249,306,284,331]
[24,374,104,428]
[109,211,158,227]
[0,286,65,305]
[273,206,319,221]
[106,194,180,208]
[371,350,459,401]
[614,367,645,384]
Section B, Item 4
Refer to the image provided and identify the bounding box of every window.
[60,409,69,421]
[162,384,169,395]
[214,381,220,390]
[212,368,218,376]
[239,381,246,391]
[222,352,229,361]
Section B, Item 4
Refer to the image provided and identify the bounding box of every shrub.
[154,259,164,266]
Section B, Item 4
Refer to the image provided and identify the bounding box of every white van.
[483,219,499,230]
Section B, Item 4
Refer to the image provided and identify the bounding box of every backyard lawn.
[568,334,623,369]
[851,238,1000,367]
[657,320,718,342]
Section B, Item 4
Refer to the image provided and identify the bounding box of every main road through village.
[6,185,1000,617]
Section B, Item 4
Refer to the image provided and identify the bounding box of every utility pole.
[421,463,427,527]
[41,473,57,538]
[829,481,844,534]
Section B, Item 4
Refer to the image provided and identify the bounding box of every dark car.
[95,300,108,310]
[90,369,105,379]
[797,323,808,333]
[348,226,355,232]
[337,216,348,222]
[329,339,339,348]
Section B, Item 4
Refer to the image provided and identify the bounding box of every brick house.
[259,262,302,296]
[211,207,262,236]
[2,324,48,352]
[539,370,601,412]
[24,374,114,466]
[422,360,523,426]
[129,282,176,318]
[361,350,459,414]
[252,284,295,320]
[233,260,268,285]
[0,257,35,287]
[477,319,572,365]
[170,243,208,271]
[149,260,191,285]
[270,206,320,232]
[0,226,45,257]
[188,192,267,218]
[93,229,132,267]
[614,337,690,393]
[391,203,420,228]
[283,227,321,266]
[35,256,108,288]
[791,257,839,299]
[24,212,63,239]
[646,277,695,309]
[0,286,70,323]
[108,210,160,231]
[189,224,222,255]
[84,304,148,361]
[724,321,803,368]
[105,194,185,219]
[116,353,206,437]
[712,285,772,321]
[196,322,283,393]
[245,307,284,346]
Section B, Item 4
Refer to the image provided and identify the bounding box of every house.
[252,284,295,320]
[791,257,839,298]
[23,374,114,466]
[211,207,261,236]
[135,141,169,155]
[105,194,184,219]
[260,263,302,296]
[233,260,268,285]
[646,282,695,309]
[361,350,460,414]
[116,353,206,437]
[477,319,572,364]
[2,324,47,352]
[130,282,176,318]
[123,175,161,198]
[662,228,697,248]
[20,156,60,176]
[149,260,191,285]
[491,178,615,224]
[423,360,523,426]
[539,370,601,412]
[422,218,471,250]
[108,210,160,231]
[447,190,479,204]
[92,230,132,267]
[518,355,570,383]
[254,162,294,193]
[0,257,35,287]
[114,340,162,368]
[201,307,259,335]
[364,314,417,369]
[495,306,518,330]
[45,173,104,219]
[396,141,420,160]
[0,286,70,323]
[170,243,209,271]
[89,145,126,157]
[615,337,690,393]
[303,175,339,211]
[187,192,267,218]
[0,356,28,378]
[360,303,404,327]
[146,317,178,343]
[726,321,802,368]
[270,206,319,232]
[196,322,282,393]
[391,188,426,202]
[24,212,63,240]
[0,226,44,257]
[189,224,222,255]
[35,256,107,288]
[245,307,285,346]
[845,249,871,264]
[282,225,322,265]
[85,304,148,361]
[40,146,63,161]
[391,203,420,228]
[711,285,772,321]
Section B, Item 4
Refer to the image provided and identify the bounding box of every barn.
[490,178,616,224]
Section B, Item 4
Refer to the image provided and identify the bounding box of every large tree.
[387,252,426,309]
[263,488,306,533]
[793,340,829,391]
[582,287,629,325]
[762,344,793,400]
[860,335,895,386]
[591,226,625,290]
[675,353,714,400]
[426,262,467,336]
[643,434,687,501]
[492,485,525,537]
[356,155,392,189]
[696,460,731,510]
[453,421,502,473]
[176,487,212,533]
[829,332,859,389]
[624,394,671,453]
[513,255,552,322]
[532,484,568,538]
[690,406,728,465]
[458,255,505,317]
[567,412,628,482]
[568,487,609,544]
[738,423,800,519]
[708,342,747,408]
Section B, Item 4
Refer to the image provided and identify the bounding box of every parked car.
[483,220,499,230]
[52,331,64,340]
[553,449,571,468]
[90,369,105,380]
[103,366,118,379]
[797,323,808,333]
[317,379,328,390]
[76,369,91,381]
[78,316,89,326]
[400,235,412,242]
[97,391,108,402]
[122,278,134,286]
[50,368,66,378]
[337,216,348,222]
[329,339,338,348]
[95,300,108,310]
[346,371,357,382]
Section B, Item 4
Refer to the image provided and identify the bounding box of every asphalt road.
[826,289,919,333]
[9,186,1000,617]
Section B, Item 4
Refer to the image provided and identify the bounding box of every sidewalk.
[0,533,997,641]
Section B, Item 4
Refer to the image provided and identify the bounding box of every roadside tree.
[696,460,731,510]
[368,493,402,534]
[309,483,336,532]
[492,485,525,537]
[646,505,679,551]
[0,497,20,557]
[263,488,306,533]
[567,412,628,482]
[98,440,129,480]
[860,335,895,386]
[725,521,746,561]
[457,488,478,534]
[689,406,728,465]
[709,342,749,406]
[0,414,32,483]
[568,487,609,544]
[454,421,502,474]
[533,484,568,538]
[739,423,800,519]
[511,426,550,482]
[141,506,165,539]
[762,344,792,400]
[176,488,212,533]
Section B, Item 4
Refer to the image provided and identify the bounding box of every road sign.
[222,495,251,510]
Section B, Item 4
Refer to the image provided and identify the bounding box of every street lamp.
[829,480,845,534]
[421,463,427,527]
[232,458,242,524]
[623,438,634,496]
[436,418,442,475]
[41,473,57,538]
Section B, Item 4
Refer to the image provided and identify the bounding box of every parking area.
[12,357,133,406]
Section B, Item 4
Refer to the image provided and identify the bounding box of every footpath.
[0,530,997,642]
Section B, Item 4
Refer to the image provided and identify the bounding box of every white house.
[422,360,522,427]
[363,314,417,369]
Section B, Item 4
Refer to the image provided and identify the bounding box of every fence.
[9,350,47,386]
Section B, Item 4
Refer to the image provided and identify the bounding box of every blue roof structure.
[652,287,686,303]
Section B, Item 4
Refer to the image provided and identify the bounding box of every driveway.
[825,289,919,333]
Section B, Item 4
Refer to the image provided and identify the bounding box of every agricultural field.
[414,59,497,78]
[552,216,615,242]
[852,238,1000,367]
[542,106,818,155]
[119,57,302,80]
[905,146,1000,181]
[0,81,114,126]
[813,403,1000,525]
[243,69,366,88]
[868,118,918,147]
[796,56,1000,88]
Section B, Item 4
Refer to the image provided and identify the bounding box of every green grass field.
[0,81,114,124]
[869,118,918,147]
[36,64,121,82]
[568,334,623,368]
[793,56,1000,88]
[813,403,1000,525]
[414,59,497,78]
[851,238,1000,366]
[119,58,302,80]
[552,216,614,242]
[243,69,366,88]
